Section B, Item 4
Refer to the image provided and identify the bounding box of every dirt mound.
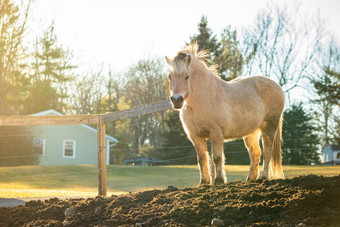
[1,174,339,226]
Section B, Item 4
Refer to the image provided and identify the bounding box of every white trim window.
[63,139,76,158]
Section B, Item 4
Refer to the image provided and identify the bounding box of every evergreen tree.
[188,16,220,63]
[282,104,320,165]
[24,22,75,114]
[188,16,245,81]
[216,27,244,80]
[319,67,340,105]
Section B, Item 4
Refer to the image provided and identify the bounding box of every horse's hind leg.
[190,134,211,185]
[211,134,226,185]
[261,118,279,179]
[244,130,261,181]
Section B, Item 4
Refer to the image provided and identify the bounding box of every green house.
[30,109,118,165]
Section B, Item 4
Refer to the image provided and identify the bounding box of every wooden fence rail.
[103,100,172,123]
[0,100,172,196]
[0,114,99,126]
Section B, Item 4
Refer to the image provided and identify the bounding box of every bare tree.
[123,58,168,156]
[243,3,323,98]
[106,66,124,112]
[72,68,105,115]
[104,66,125,136]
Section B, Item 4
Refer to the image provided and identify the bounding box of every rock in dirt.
[64,207,75,218]
[94,206,102,215]
[211,218,225,226]
[217,206,226,212]
[162,219,169,224]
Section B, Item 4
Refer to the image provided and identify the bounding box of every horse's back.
[229,76,284,116]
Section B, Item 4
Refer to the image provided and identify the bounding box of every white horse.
[165,44,284,184]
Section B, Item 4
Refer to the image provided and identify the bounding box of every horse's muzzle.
[170,95,184,109]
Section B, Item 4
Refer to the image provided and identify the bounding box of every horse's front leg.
[190,134,211,185]
[211,135,226,185]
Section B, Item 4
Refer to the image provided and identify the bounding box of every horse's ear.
[185,55,191,67]
[165,56,172,65]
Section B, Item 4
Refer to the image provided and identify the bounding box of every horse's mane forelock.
[175,43,218,75]
[183,43,209,60]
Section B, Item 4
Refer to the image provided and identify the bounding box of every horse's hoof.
[199,179,210,185]
[246,176,258,181]
[214,176,226,185]
[260,175,269,180]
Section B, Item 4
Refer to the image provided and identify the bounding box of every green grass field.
[0,165,339,198]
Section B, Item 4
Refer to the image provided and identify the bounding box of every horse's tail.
[271,114,284,179]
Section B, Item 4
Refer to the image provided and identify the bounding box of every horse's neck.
[186,69,222,108]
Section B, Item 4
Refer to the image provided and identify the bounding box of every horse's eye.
[185,76,189,80]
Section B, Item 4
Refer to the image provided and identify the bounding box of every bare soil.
[1,174,339,226]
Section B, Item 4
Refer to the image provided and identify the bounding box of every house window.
[337,152,340,159]
[63,139,76,158]
[33,138,45,156]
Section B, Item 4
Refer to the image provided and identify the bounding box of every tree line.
[0,1,339,166]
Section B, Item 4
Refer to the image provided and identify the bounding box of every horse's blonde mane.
[175,43,219,75]
[181,43,209,61]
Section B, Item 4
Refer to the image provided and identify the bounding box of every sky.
[28,0,340,75]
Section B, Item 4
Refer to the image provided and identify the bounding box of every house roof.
[29,109,118,144]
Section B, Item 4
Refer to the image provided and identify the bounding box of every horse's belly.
[181,102,264,139]
[222,107,264,139]
[223,121,260,139]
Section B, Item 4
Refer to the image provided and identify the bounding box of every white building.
[321,145,340,165]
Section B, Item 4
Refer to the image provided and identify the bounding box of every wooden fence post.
[97,115,107,196]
